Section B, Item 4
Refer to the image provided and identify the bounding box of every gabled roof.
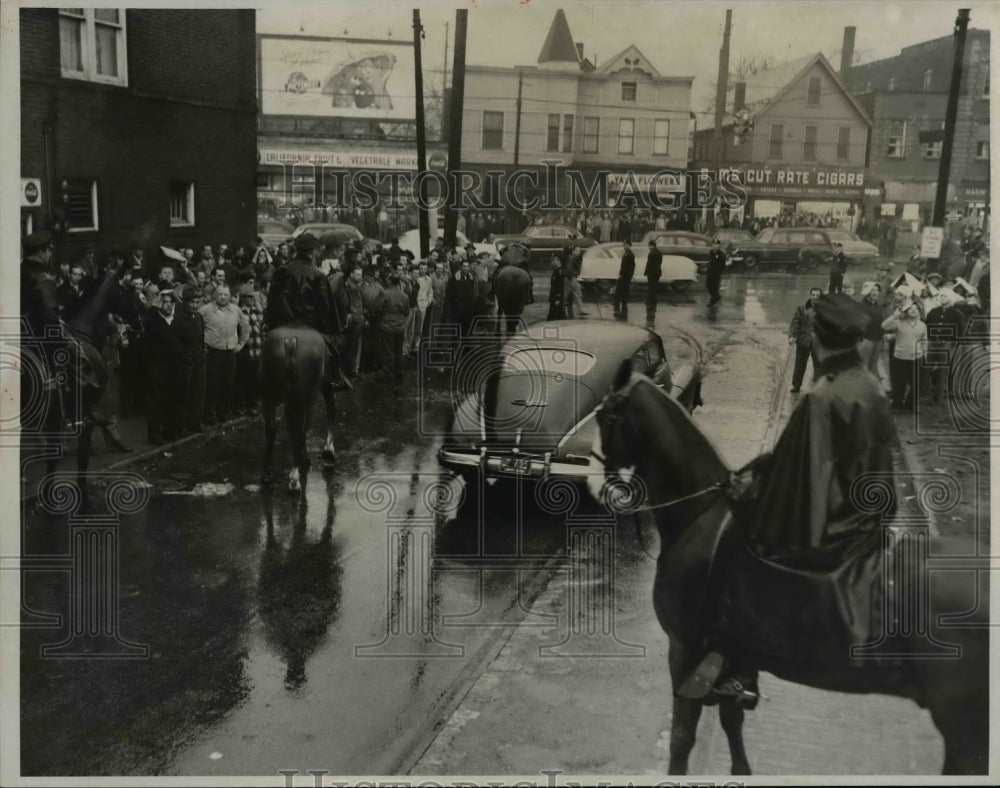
[537,9,580,65]
[598,44,662,78]
[740,52,872,126]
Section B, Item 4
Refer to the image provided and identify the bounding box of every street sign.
[921,226,944,259]
[21,178,41,207]
[945,210,963,222]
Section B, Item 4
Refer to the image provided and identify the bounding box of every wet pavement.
[18,259,975,777]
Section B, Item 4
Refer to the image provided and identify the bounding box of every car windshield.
[503,347,597,377]
[825,231,859,242]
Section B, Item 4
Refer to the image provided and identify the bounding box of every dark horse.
[493,266,533,338]
[260,325,336,494]
[587,361,988,775]
[36,266,142,504]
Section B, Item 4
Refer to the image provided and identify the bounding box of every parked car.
[438,320,702,498]
[578,243,699,290]
[257,219,295,250]
[638,231,714,265]
[489,225,597,262]
[821,229,881,263]
[727,227,837,271]
[711,227,755,256]
[289,223,365,247]
[396,228,496,259]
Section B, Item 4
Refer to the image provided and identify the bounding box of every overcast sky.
[257,0,998,113]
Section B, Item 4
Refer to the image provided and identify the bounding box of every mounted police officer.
[264,232,347,391]
[680,293,896,707]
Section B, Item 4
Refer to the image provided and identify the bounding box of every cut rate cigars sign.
[720,165,866,196]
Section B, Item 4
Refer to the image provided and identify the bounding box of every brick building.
[20,8,258,262]
[843,28,990,231]
[461,9,693,213]
[691,52,871,227]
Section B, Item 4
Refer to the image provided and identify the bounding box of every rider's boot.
[677,650,760,710]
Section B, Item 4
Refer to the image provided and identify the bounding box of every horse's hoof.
[321,449,336,465]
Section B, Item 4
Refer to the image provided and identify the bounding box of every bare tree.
[701,53,778,115]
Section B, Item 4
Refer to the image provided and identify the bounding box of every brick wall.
[20,8,257,260]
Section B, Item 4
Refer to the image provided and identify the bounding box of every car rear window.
[690,238,709,247]
[805,232,828,244]
[503,348,597,377]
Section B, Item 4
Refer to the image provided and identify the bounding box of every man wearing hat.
[143,283,186,444]
[827,242,848,295]
[643,238,663,326]
[678,293,896,707]
[706,238,727,307]
[264,232,346,390]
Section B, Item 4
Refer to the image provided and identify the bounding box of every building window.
[922,140,943,159]
[983,72,990,99]
[618,118,635,154]
[652,119,670,155]
[865,80,872,92]
[547,114,560,152]
[887,76,895,92]
[621,82,637,102]
[170,182,195,227]
[923,69,933,91]
[803,125,818,160]
[583,116,599,153]
[976,141,989,159]
[562,114,574,153]
[768,124,783,158]
[887,120,906,157]
[64,178,99,232]
[807,76,821,106]
[836,126,851,160]
[59,8,127,86]
[482,111,504,150]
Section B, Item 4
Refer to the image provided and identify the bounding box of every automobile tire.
[799,253,820,271]
[742,254,759,270]
[696,263,708,276]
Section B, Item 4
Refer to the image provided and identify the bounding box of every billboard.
[259,36,415,119]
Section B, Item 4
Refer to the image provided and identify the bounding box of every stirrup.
[676,651,724,700]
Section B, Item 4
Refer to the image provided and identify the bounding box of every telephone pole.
[932,9,971,230]
[443,9,468,247]
[711,10,733,231]
[413,9,430,259]
[442,21,449,91]
[513,70,524,166]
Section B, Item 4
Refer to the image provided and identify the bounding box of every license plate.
[499,456,531,475]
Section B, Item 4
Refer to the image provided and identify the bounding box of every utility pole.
[442,21,449,91]
[513,70,524,166]
[443,9,468,247]
[932,9,971,231]
[413,9,430,259]
[711,9,733,231]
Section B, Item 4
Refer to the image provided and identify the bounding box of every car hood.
[484,371,598,451]
[840,240,879,255]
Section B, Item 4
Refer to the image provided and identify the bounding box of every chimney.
[575,42,584,60]
[840,26,856,75]
[733,82,747,113]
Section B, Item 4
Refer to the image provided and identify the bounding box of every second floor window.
[562,114,574,153]
[618,118,635,154]
[807,76,821,106]
[621,82,637,101]
[923,69,933,91]
[836,127,851,160]
[803,125,818,160]
[62,178,100,232]
[59,8,128,86]
[652,119,670,155]
[888,76,896,92]
[976,141,989,159]
[170,182,196,226]
[583,117,600,153]
[547,114,560,152]
[887,120,907,158]
[482,111,504,149]
[768,124,783,158]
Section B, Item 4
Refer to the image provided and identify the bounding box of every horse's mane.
[626,375,731,483]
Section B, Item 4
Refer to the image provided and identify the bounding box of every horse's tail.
[283,336,298,379]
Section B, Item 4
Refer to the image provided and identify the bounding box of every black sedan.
[439,320,701,490]
[489,224,597,262]
[638,230,715,273]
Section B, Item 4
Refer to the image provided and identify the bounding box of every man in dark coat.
[20,232,66,431]
[175,283,207,433]
[828,242,848,294]
[788,287,822,393]
[613,240,635,320]
[143,286,186,443]
[706,238,727,306]
[680,293,896,706]
[643,239,663,327]
[264,232,343,387]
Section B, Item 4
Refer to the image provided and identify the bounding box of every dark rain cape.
[714,350,898,668]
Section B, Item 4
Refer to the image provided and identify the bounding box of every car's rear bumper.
[438,447,592,480]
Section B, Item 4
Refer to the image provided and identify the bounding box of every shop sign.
[961,185,988,199]
[606,171,684,193]
[921,226,944,259]
[259,147,419,170]
[881,203,897,217]
[721,165,865,194]
[864,188,882,197]
[21,178,41,207]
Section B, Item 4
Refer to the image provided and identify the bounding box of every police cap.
[812,293,869,348]
[294,232,318,252]
[23,231,53,252]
